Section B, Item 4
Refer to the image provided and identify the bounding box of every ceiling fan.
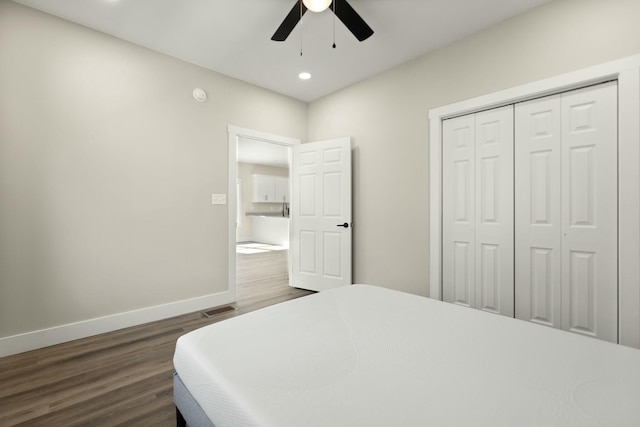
[271,0,374,43]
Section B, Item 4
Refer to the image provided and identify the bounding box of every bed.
[172,284,640,427]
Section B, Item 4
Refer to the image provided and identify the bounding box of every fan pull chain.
[332,0,336,48]
[300,0,304,56]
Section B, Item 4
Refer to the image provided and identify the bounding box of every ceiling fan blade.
[271,1,307,41]
[330,0,374,42]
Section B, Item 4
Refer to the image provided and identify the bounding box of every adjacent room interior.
[235,137,292,301]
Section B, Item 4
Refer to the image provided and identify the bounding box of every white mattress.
[173,284,640,427]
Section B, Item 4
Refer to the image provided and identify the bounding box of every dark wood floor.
[0,248,312,426]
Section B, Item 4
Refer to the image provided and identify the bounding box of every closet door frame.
[429,54,640,348]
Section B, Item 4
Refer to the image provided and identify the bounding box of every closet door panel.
[443,115,476,307]
[475,106,514,316]
[561,82,618,343]
[515,96,562,328]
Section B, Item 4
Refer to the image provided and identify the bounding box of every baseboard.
[0,291,234,358]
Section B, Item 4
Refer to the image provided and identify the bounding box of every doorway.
[236,138,290,300]
[227,126,300,301]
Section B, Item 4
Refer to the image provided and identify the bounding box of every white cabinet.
[442,81,618,343]
[252,174,274,203]
[252,174,288,203]
[251,216,289,246]
[275,176,289,203]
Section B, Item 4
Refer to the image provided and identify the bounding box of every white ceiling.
[237,137,290,168]
[12,0,551,102]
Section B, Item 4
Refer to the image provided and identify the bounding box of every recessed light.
[298,72,312,80]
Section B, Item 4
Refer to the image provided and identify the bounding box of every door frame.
[227,125,300,301]
[428,54,640,348]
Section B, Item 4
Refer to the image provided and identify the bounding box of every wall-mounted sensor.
[193,88,207,102]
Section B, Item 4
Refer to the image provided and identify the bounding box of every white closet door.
[561,82,618,342]
[515,82,618,342]
[475,107,514,316]
[443,107,514,316]
[515,95,563,328]
[443,115,476,307]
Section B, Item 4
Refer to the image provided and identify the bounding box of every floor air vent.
[202,305,238,318]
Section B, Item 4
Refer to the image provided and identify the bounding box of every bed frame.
[173,372,215,427]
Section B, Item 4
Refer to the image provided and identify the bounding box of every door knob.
[337,223,349,228]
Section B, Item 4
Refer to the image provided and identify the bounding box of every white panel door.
[443,115,476,308]
[515,95,563,328]
[475,106,514,316]
[291,138,352,292]
[515,82,618,342]
[443,107,514,316]
[561,82,618,342]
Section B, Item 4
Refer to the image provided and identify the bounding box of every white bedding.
[173,284,640,427]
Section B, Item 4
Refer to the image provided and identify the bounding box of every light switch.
[211,194,226,205]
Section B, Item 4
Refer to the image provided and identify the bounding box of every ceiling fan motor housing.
[272,0,374,42]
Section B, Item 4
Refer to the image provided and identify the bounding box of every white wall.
[0,1,306,350]
[307,0,640,297]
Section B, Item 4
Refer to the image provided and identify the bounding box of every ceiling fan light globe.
[302,0,332,13]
